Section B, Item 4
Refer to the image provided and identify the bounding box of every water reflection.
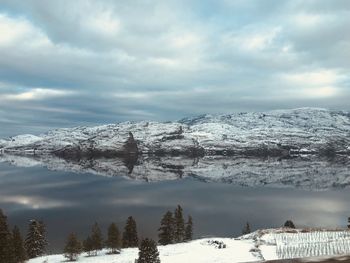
[1,154,350,190]
[0,162,350,252]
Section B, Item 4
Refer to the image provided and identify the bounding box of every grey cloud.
[0,0,349,137]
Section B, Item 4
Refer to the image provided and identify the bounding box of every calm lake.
[0,161,349,252]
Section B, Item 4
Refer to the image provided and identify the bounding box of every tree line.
[0,209,47,263]
[0,205,193,263]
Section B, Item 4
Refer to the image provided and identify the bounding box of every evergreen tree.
[284,220,296,229]
[158,211,174,245]
[106,223,121,254]
[63,233,82,261]
[83,236,93,257]
[0,209,14,263]
[184,216,193,241]
[122,216,138,248]
[25,219,47,258]
[138,238,160,263]
[90,222,103,256]
[12,225,27,263]
[242,222,251,235]
[174,205,185,243]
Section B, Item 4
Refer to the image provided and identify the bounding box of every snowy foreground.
[28,229,350,263]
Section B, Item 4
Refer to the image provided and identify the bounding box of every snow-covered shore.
[28,228,350,263]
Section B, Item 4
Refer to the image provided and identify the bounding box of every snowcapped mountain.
[1,108,350,157]
[1,108,350,190]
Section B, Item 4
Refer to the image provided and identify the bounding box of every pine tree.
[106,223,121,254]
[138,238,160,263]
[90,222,103,256]
[122,216,138,248]
[12,226,27,263]
[174,205,185,243]
[63,233,82,261]
[83,236,93,257]
[158,211,174,245]
[0,209,14,263]
[242,222,251,235]
[25,219,47,258]
[184,216,193,241]
[284,220,296,229]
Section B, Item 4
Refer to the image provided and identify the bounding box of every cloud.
[2,88,74,101]
[0,0,349,136]
[85,10,121,37]
[0,13,50,49]
[280,69,345,99]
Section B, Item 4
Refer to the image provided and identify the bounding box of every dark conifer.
[12,225,27,262]
[63,233,82,261]
[138,238,160,263]
[0,209,14,263]
[122,216,138,248]
[25,219,47,258]
[158,211,174,245]
[174,205,185,243]
[83,236,93,256]
[284,220,296,229]
[106,223,121,254]
[242,222,251,235]
[90,222,103,256]
[184,216,193,241]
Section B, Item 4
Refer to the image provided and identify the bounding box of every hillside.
[1,108,350,158]
[28,229,350,263]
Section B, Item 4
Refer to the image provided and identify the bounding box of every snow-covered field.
[28,229,350,263]
[28,238,258,263]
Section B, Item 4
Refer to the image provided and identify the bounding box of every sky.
[0,0,349,137]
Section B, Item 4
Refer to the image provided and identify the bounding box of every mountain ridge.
[1,108,349,158]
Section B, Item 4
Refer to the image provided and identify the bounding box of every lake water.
[0,161,349,253]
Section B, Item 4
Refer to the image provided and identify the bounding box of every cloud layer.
[0,0,349,136]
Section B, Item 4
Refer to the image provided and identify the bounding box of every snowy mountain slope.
[1,108,350,157]
[28,229,350,263]
[1,154,349,190]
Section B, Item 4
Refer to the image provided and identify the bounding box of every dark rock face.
[124,132,138,155]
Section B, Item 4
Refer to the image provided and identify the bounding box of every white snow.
[28,238,257,263]
[28,229,350,263]
[1,108,349,156]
